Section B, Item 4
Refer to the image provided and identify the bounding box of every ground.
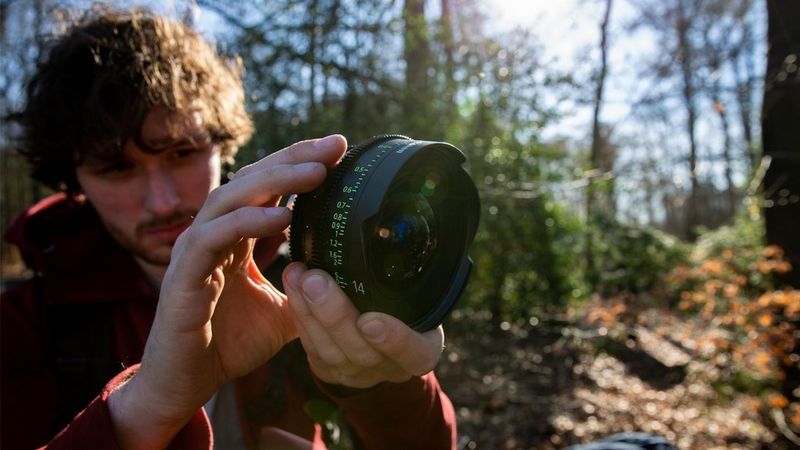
[436,301,795,450]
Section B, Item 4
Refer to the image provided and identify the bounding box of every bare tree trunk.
[763,0,800,287]
[717,100,736,215]
[307,0,319,115]
[30,0,45,202]
[403,0,433,136]
[439,0,456,127]
[763,0,800,420]
[342,49,356,135]
[733,28,758,171]
[676,0,700,239]
[586,0,613,289]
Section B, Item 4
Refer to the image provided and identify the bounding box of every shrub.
[665,199,799,424]
[590,213,689,295]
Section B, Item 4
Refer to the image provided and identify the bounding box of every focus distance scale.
[290,135,480,331]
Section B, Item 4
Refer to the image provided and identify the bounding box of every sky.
[482,0,767,223]
[484,0,650,142]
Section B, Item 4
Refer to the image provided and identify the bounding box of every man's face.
[75,108,222,277]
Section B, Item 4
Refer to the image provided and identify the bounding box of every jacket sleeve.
[1,281,61,450]
[1,284,212,450]
[321,372,457,450]
[45,365,213,450]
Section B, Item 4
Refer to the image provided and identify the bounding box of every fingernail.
[360,319,386,344]
[314,134,342,150]
[301,274,328,304]
[284,263,303,290]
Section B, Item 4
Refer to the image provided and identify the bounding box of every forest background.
[1,0,799,449]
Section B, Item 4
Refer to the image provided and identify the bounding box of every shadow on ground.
[436,307,791,450]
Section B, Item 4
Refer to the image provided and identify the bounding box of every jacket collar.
[5,193,157,305]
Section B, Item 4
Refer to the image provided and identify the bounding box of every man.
[1,8,456,449]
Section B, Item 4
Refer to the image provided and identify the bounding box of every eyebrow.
[145,136,196,148]
[135,134,208,153]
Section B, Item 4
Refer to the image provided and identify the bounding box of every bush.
[665,199,799,426]
[466,194,587,321]
[589,213,689,295]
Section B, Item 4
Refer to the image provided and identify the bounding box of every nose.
[143,167,181,216]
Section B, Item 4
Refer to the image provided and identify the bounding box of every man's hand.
[282,262,445,389]
[108,135,347,450]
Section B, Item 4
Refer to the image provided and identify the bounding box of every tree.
[729,1,762,171]
[630,0,762,237]
[697,1,738,215]
[762,0,800,432]
[631,0,704,238]
[402,0,436,136]
[197,0,400,155]
[762,0,800,288]
[586,0,614,289]
[1,0,70,265]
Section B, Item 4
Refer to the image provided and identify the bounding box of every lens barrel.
[289,135,480,331]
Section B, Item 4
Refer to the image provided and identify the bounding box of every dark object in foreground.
[563,432,677,450]
[290,135,480,331]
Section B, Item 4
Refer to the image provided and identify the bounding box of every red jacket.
[1,194,457,450]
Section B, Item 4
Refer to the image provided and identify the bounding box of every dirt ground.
[436,305,794,450]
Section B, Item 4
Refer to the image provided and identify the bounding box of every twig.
[772,407,800,447]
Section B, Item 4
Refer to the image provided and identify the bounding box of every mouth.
[141,217,193,243]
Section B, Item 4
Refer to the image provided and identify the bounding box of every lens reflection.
[373,192,437,284]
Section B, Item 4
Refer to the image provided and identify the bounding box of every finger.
[283,263,348,366]
[194,162,326,224]
[235,135,347,180]
[169,207,291,288]
[356,313,445,376]
[284,264,384,369]
[296,270,386,368]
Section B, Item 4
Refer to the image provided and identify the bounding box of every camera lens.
[372,191,437,285]
[289,135,480,331]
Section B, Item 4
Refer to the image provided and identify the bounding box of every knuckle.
[286,139,314,153]
[262,163,284,178]
[316,309,351,330]
[205,186,225,204]
[316,346,347,367]
[233,163,255,179]
[231,207,254,224]
[178,227,201,247]
[352,352,383,369]
[413,361,437,377]
[288,296,315,320]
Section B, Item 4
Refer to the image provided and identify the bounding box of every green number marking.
[325,140,403,294]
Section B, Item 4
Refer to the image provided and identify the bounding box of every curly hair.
[9,7,253,193]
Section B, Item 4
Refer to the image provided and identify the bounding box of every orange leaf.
[767,394,789,409]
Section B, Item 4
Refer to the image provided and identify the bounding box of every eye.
[170,147,200,160]
[95,160,134,176]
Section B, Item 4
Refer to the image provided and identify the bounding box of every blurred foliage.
[665,199,800,430]
[589,212,689,296]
